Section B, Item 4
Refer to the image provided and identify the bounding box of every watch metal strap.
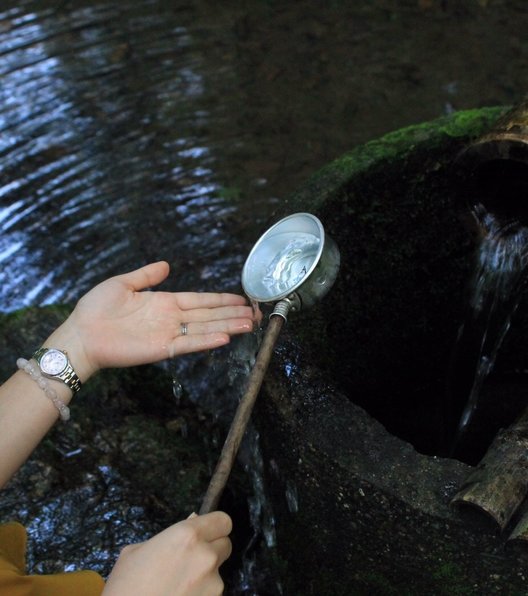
[33,347,82,395]
[59,363,82,394]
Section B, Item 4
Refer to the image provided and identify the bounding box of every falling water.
[448,203,528,453]
[236,428,282,596]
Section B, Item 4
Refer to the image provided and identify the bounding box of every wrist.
[43,318,98,384]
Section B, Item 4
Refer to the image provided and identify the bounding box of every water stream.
[261,232,320,296]
[447,204,528,457]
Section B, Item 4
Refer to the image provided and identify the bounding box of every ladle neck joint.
[270,294,301,322]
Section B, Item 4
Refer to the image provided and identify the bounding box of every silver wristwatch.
[32,347,82,395]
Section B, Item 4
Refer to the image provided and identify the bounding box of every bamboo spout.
[451,406,528,530]
[456,96,528,222]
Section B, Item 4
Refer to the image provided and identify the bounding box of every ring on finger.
[180,322,189,336]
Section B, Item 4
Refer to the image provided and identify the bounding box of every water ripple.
[0,1,246,310]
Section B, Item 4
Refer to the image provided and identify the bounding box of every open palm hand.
[59,261,256,379]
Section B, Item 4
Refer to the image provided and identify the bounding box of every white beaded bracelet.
[16,358,71,421]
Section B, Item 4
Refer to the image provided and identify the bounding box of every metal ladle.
[199,213,340,514]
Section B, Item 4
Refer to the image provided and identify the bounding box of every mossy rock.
[258,107,528,595]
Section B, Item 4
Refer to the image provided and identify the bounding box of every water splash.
[237,428,281,595]
[449,204,528,452]
[285,481,299,514]
[167,356,185,406]
[172,379,184,404]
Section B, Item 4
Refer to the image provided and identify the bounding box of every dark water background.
[0,0,527,311]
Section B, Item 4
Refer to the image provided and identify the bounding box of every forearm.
[0,370,70,488]
[0,319,95,489]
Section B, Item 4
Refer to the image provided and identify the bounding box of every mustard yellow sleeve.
[0,522,105,596]
[0,521,27,572]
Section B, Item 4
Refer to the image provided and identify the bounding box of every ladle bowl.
[241,212,340,310]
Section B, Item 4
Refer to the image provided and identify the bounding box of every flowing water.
[448,204,528,457]
[261,232,320,297]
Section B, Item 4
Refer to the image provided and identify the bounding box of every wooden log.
[451,407,528,530]
[508,506,528,544]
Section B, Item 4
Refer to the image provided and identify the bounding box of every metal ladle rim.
[241,212,326,304]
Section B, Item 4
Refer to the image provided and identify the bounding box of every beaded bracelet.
[16,358,71,421]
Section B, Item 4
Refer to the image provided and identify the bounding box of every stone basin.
[256,107,528,595]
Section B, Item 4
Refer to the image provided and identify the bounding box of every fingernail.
[188,512,198,519]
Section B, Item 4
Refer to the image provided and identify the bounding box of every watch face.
[40,349,68,376]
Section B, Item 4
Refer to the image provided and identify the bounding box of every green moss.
[332,106,504,172]
[2,303,72,321]
[439,107,506,138]
[431,562,476,596]
[286,106,505,216]
[218,185,242,201]
[0,304,71,333]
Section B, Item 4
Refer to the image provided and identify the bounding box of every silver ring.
[180,322,188,336]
